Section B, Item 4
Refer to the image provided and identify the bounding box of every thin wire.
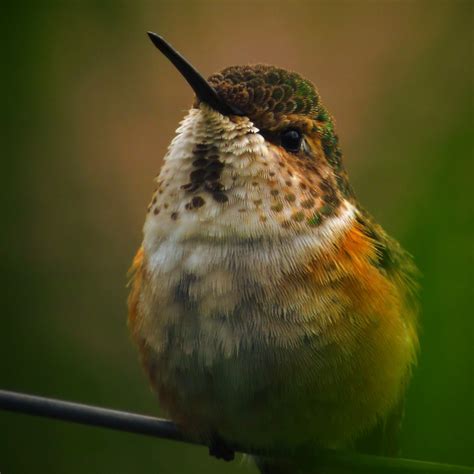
[0,389,471,473]
[0,389,190,444]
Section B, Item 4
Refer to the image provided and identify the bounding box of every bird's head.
[144,33,356,246]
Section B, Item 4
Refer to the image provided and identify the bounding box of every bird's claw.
[208,435,235,461]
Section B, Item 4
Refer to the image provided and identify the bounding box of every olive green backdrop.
[1,1,472,473]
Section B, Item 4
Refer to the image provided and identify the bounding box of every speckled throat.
[144,103,355,251]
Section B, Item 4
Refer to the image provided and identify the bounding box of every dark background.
[1,1,472,473]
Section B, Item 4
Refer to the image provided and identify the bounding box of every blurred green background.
[1,1,472,473]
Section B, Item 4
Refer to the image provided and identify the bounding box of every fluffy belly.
[142,309,409,450]
[131,237,414,450]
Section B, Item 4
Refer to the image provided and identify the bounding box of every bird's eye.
[280,128,303,152]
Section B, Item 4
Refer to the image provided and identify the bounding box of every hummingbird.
[128,33,419,473]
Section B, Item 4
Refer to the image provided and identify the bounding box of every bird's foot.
[208,434,235,461]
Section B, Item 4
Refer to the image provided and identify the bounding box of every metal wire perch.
[0,389,471,473]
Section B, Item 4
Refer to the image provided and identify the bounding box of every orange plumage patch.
[305,220,417,415]
[127,246,145,337]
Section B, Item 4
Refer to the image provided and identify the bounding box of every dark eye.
[280,128,303,152]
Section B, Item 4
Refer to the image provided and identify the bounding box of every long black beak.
[147,32,241,116]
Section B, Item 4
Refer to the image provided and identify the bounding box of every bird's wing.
[353,211,419,457]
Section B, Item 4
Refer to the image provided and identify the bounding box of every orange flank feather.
[127,246,144,333]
